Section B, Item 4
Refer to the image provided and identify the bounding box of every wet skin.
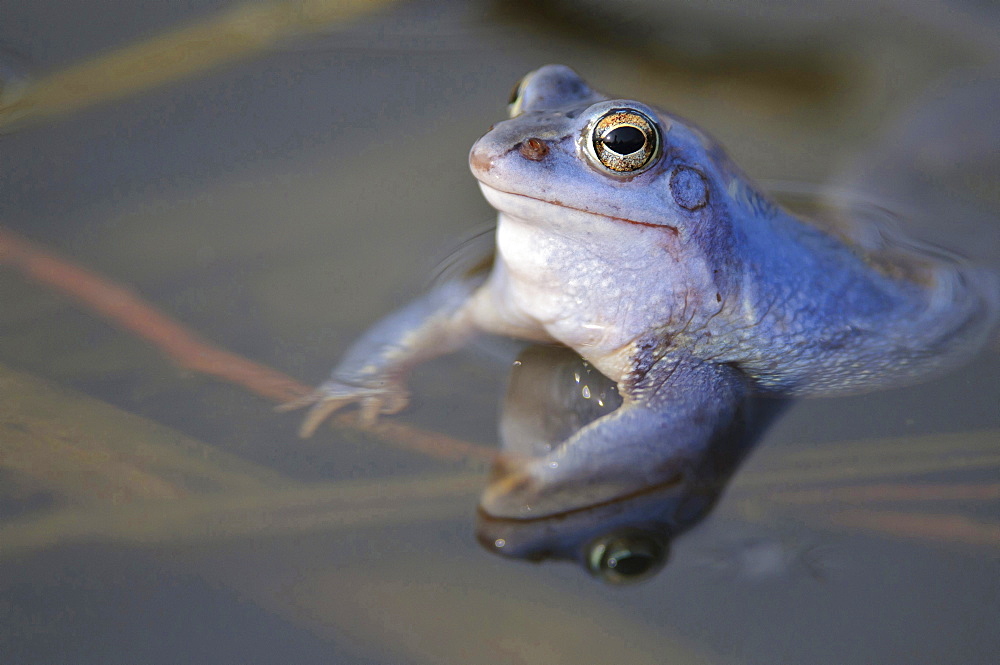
[288,65,998,518]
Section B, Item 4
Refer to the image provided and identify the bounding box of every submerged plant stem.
[0,227,495,463]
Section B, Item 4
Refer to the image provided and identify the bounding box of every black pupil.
[602,125,646,155]
[607,552,655,577]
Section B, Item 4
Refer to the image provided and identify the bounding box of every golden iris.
[590,109,660,173]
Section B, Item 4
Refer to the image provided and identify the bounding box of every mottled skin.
[290,65,998,517]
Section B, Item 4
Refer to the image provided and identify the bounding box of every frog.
[285,65,999,519]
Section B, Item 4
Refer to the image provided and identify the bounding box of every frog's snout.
[469,133,552,181]
[469,139,494,175]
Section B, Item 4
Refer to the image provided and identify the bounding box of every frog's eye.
[589,108,660,174]
[586,531,669,584]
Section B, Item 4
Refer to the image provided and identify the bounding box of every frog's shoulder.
[769,188,966,287]
[699,132,958,287]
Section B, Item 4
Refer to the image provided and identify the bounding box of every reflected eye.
[590,108,660,173]
[587,531,669,584]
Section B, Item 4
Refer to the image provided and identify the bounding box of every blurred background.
[0,1,998,663]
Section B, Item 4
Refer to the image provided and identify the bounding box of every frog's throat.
[477,183,679,234]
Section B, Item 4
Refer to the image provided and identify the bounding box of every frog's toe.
[275,391,321,413]
[358,397,384,427]
[358,389,411,426]
[282,379,411,436]
[298,396,352,438]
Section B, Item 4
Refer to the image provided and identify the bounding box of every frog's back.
[733,198,1000,397]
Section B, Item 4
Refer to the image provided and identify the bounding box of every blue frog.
[286,65,998,520]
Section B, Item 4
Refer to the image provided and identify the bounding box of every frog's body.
[291,65,998,517]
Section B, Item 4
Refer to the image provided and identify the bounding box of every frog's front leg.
[287,275,554,437]
[481,355,749,518]
[285,278,484,436]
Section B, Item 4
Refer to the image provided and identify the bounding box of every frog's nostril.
[517,138,549,161]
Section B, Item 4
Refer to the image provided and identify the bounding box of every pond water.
[1,1,998,663]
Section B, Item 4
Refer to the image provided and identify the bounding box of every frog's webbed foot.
[277,379,410,437]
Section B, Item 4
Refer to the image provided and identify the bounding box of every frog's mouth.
[477,182,678,234]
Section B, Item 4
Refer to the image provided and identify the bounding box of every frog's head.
[470,65,761,242]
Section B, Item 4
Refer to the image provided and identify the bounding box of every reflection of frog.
[477,344,784,583]
[288,65,998,518]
